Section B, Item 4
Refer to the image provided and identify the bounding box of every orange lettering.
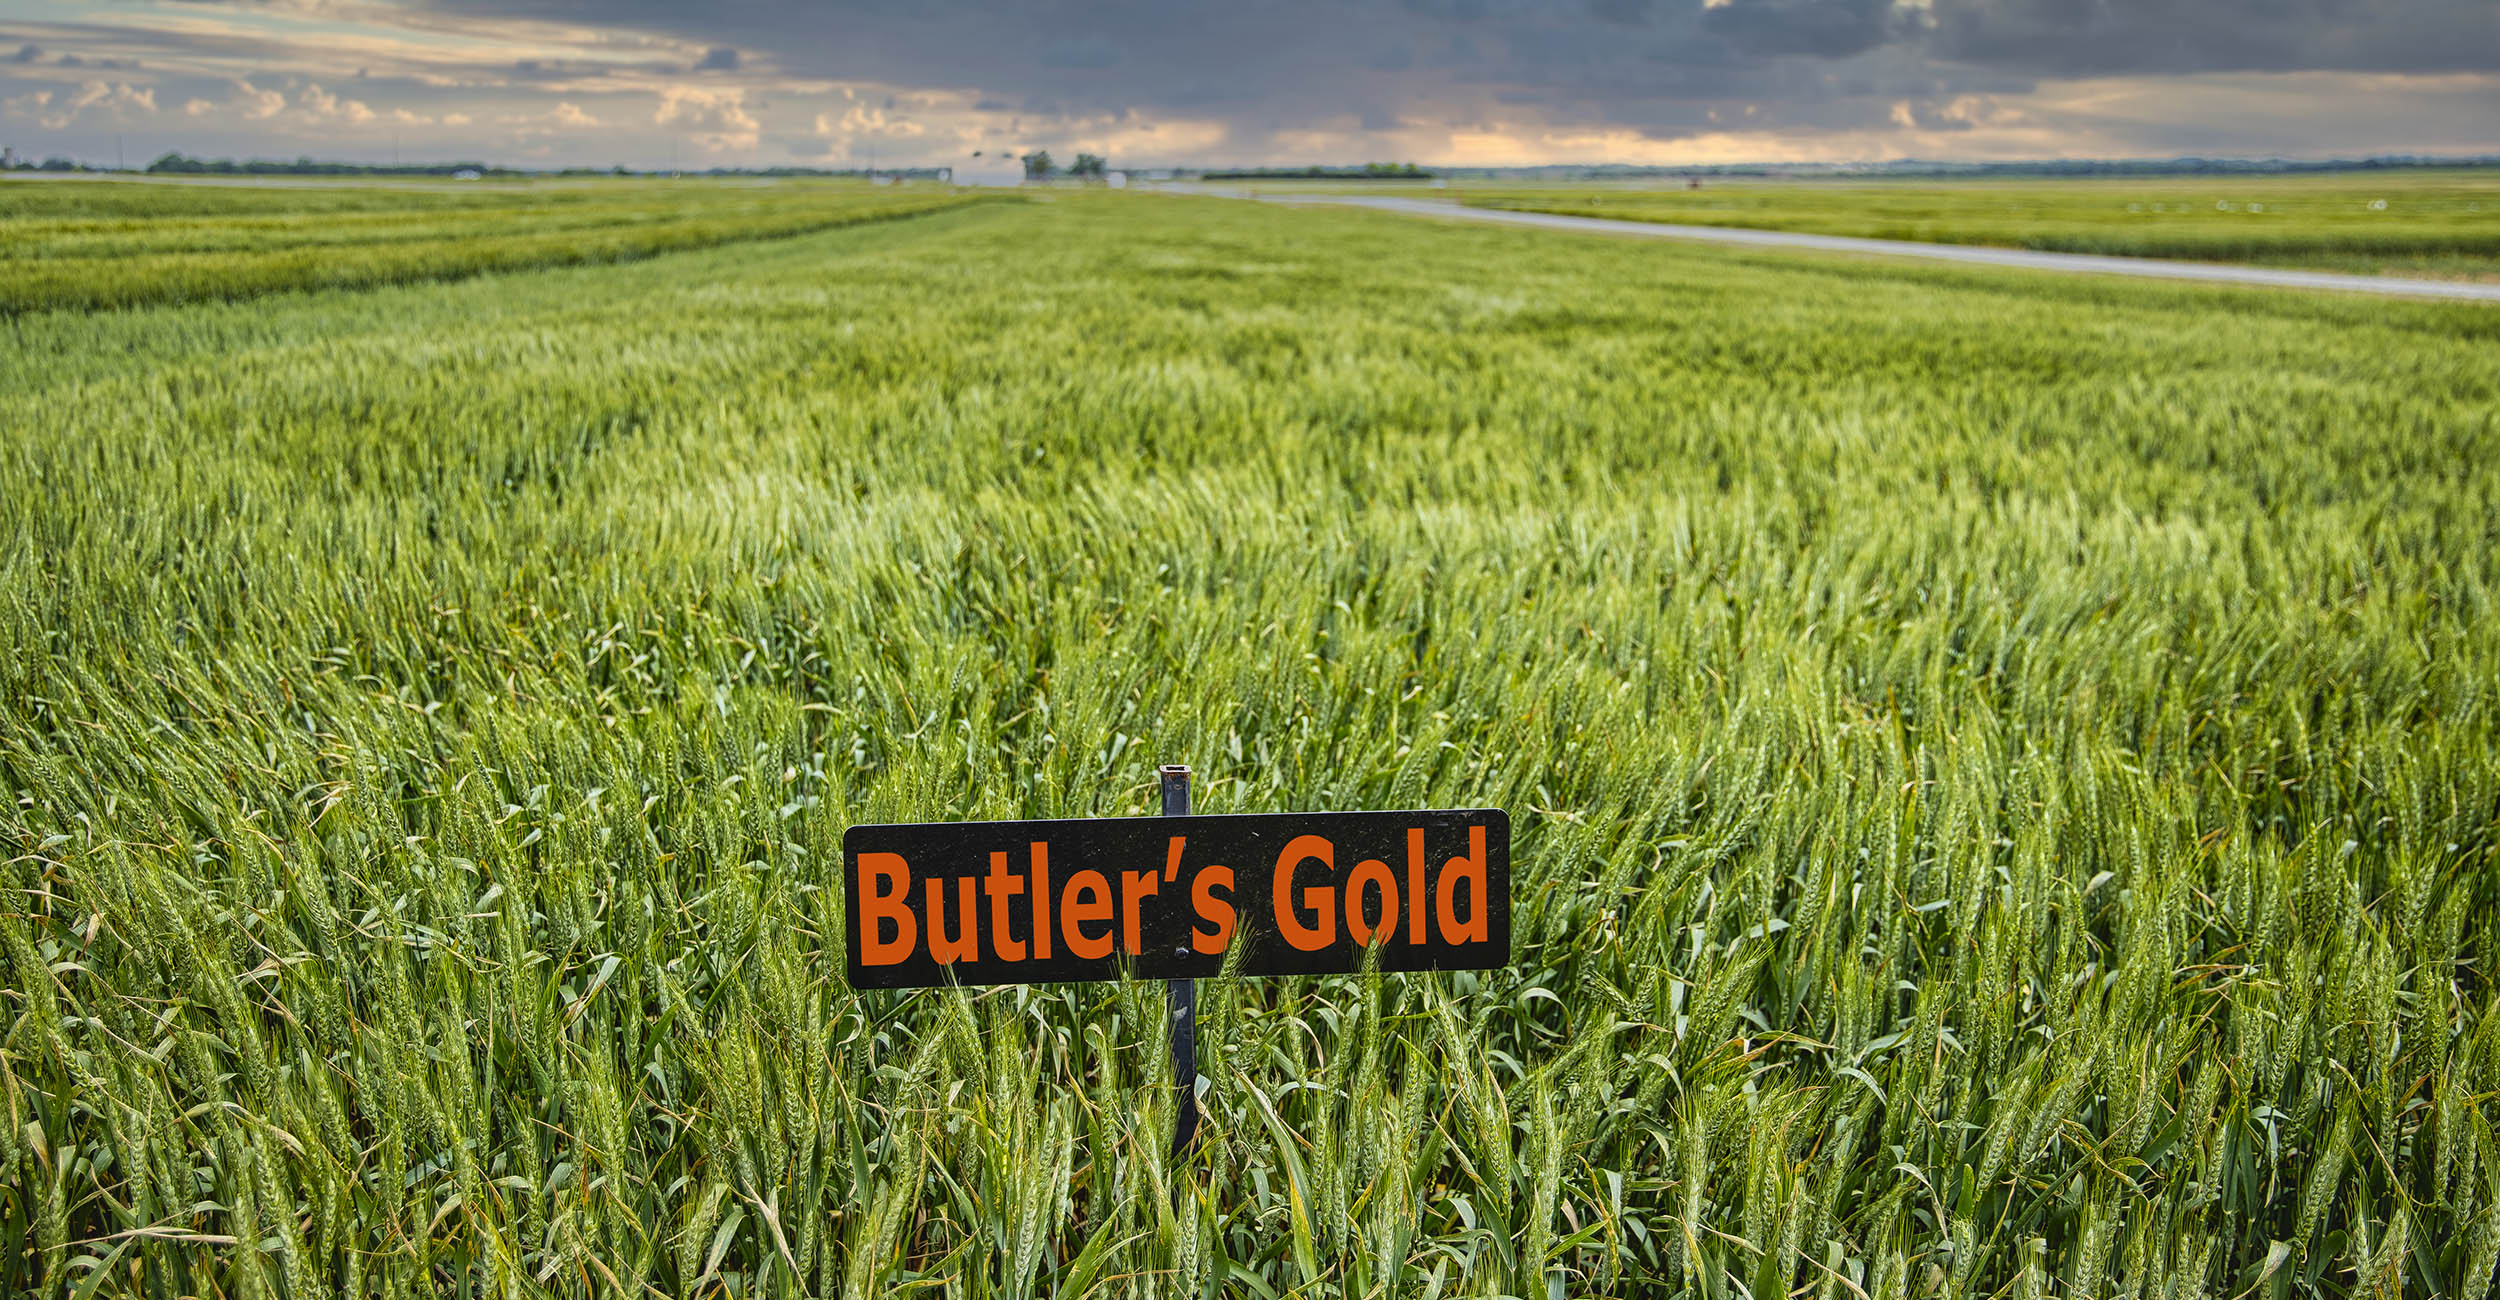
[1275,834,1336,952]
[1030,842,1053,960]
[1345,858,1398,947]
[1406,828,1427,945]
[1063,870,1113,959]
[1436,825,1489,945]
[985,852,1026,961]
[927,876,979,965]
[1122,869,1159,955]
[858,852,915,966]
[1190,866,1236,955]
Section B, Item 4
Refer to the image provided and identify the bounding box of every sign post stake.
[1160,764,1200,1161]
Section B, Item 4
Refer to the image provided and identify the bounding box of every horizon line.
[9,147,2500,178]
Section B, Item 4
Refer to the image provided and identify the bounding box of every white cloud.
[654,84,757,149]
[33,80,155,128]
[299,82,376,124]
[184,97,216,116]
[497,101,606,136]
[817,100,925,139]
[233,78,286,120]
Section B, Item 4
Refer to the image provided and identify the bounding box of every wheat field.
[1,185,2495,1297]
[0,180,998,314]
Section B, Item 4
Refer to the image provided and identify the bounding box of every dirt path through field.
[1223,191,2500,303]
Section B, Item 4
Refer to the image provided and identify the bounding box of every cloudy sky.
[3,0,2496,170]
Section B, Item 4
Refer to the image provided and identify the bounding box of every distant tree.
[1069,153,1107,180]
[1020,150,1055,181]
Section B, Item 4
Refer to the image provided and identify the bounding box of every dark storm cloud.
[1701,0,1910,59]
[1583,0,1654,26]
[8,0,2493,166]
[509,58,617,79]
[1039,36,1121,69]
[1929,0,2500,77]
[385,0,2492,150]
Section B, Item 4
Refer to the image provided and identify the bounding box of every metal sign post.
[1160,765,1200,1160]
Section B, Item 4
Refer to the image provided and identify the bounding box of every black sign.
[843,809,1510,989]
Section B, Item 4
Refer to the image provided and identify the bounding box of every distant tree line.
[1409,155,2500,182]
[102,153,957,180]
[145,153,514,177]
[1851,156,2500,179]
[1019,152,1111,181]
[731,166,954,180]
[0,153,93,172]
[1199,162,1434,181]
[15,148,2487,182]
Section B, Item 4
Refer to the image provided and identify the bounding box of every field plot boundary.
[1252,192,2500,302]
[0,188,1018,316]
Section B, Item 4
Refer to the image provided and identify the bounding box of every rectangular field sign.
[843,809,1509,989]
